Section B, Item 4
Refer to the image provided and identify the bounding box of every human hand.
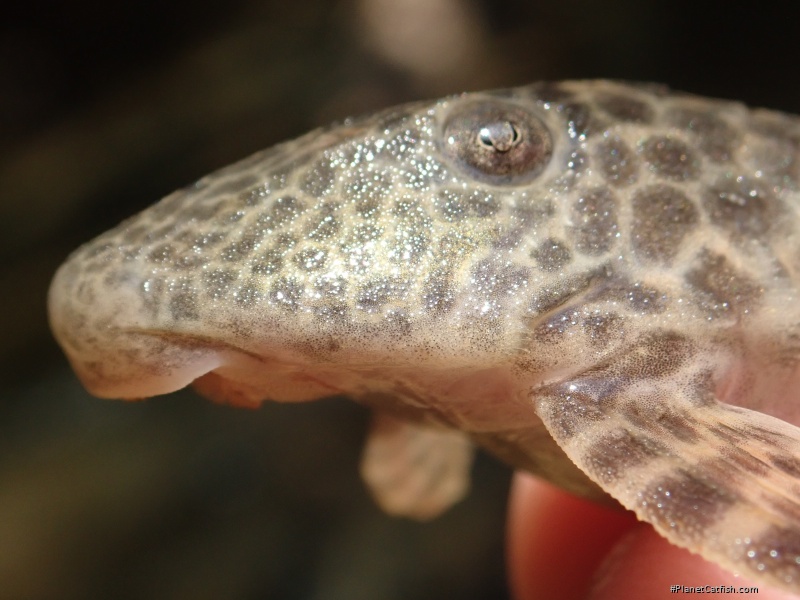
[507,472,798,600]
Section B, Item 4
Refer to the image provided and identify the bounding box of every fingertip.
[507,473,635,600]
[507,472,798,600]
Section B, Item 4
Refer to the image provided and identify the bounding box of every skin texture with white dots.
[49,81,800,593]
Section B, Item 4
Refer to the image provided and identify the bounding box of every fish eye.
[442,100,553,185]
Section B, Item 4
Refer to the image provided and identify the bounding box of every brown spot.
[147,244,176,264]
[470,258,530,297]
[535,389,607,440]
[665,108,739,162]
[750,111,800,189]
[631,184,698,264]
[642,470,736,535]
[269,277,304,311]
[346,170,393,218]
[685,250,762,317]
[234,282,263,307]
[594,136,638,187]
[169,289,199,321]
[300,159,336,196]
[586,428,665,484]
[625,401,700,443]
[190,232,225,250]
[591,279,667,314]
[203,269,238,299]
[703,175,782,239]
[611,331,694,379]
[262,195,306,228]
[305,204,342,241]
[531,238,572,272]
[705,450,770,481]
[708,423,740,445]
[181,199,227,222]
[357,277,409,311]
[748,424,794,446]
[220,236,260,263]
[437,188,501,222]
[583,313,624,348]
[763,497,800,524]
[348,224,383,245]
[770,454,800,478]
[560,102,600,138]
[422,271,456,315]
[238,182,270,206]
[640,136,700,181]
[596,93,654,123]
[744,526,800,579]
[251,249,284,276]
[530,82,575,102]
[571,188,619,255]
[313,301,350,322]
[533,308,581,344]
[292,248,328,272]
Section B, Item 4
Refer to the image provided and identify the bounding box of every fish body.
[49,81,800,592]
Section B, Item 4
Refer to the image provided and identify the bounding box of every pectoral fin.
[534,334,800,593]
[360,411,475,521]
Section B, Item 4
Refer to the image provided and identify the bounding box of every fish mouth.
[61,326,347,406]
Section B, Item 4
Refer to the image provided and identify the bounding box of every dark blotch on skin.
[642,470,736,535]
[235,282,263,307]
[583,313,624,348]
[533,308,580,344]
[305,204,341,241]
[625,401,701,443]
[292,248,328,272]
[685,250,762,317]
[348,171,393,219]
[422,271,456,315]
[640,136,700,180]
[594,136,638,187]
[596,93,654,123]
[169,289,199,321]
[470,258,530,296]
[535,388,607,440]
[349,224,383,245]
[590,278,667,314]
[585,428,664,484]
[560,102,598,139]
[530,82,575,102]
[531,238,572,272]
[262,196,306,228]
[203,269,238,299]
[571,188,618,255]
[769,454,800,478]
[221,236,260,263]
[314,301,350,322]
[357,277,409,311]
[745,526,800,578]
[438,188,501,221]
[269,277,304,311]
[147,244,176,264]
[603,331,693,379]
[300,159,336,196]
[631,185,698,264]
[251,249,284,276]
[665,108,738,162]
[703,175,781,238]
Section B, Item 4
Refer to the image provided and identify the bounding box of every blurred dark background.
[2,1,799,598]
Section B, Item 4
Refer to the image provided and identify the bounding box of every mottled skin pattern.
[49,81,800,592]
